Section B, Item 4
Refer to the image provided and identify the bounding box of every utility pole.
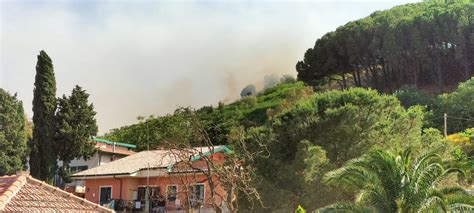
[145,121,150,212]
[444,113,448,138]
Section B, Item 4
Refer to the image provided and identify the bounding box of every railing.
[102,199,228,212]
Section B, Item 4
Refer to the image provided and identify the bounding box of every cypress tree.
[30,50,57,182]
[0,89,28,175]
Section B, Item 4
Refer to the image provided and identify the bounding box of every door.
[100,186,112,205]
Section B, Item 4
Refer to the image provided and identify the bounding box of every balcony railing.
[102,199,228,212]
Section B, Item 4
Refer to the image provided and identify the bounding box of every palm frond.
[316,202,373,213]
[417,190,446,212]
[410,152,442,183]
[447,204,474,213]
[324,164,379,190]
[357,187,392,212]
[414,162,444,194]
[444,193,474,206]
[429,167,465,191]
[438,186,469,196]
[320,147,471,213]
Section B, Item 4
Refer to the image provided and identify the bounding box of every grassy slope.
[214,81,307,125]
[104,81,310,149]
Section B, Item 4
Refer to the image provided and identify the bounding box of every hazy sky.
[1,0,418,134]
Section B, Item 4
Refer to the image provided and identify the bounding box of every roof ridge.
[0,174,27,210]
[93,136,136,149]
[25,175,114,212]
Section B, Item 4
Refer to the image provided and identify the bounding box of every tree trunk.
[341,74,347,89]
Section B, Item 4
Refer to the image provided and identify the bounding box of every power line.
[423,115,474,123]
[446,115,474,122]
[424,116,444,122]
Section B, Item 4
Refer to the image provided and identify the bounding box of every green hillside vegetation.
[395,77,474,133]
[102,1,474,211]
[104,78,473,211]
[104,81,313,150]
[296,0,473,93]
[1,1,472,210]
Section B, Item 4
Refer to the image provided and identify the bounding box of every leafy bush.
[434,77,474,133]
[394,85,436,108]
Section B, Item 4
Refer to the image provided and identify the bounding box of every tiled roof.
[0,173,113,212]
[71,146,229,178]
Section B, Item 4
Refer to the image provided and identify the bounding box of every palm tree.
[318,149,473,212]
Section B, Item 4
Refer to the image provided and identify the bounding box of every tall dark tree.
[56,85,98,170]
[30,50,57,183]
[0,89,28,175]
[296,1,474,92]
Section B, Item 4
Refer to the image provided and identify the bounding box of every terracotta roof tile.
[0,173,113,212]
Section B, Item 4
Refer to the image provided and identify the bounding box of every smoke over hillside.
[1,1,412,133]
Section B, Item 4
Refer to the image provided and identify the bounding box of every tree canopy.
[247,87,425,211]
[296,1,474,92]
[30,50,57,182]
[0,89,28,175]
[56,85,98,166]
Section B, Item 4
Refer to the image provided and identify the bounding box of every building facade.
[71,146,231,212]
[57,137,136,195]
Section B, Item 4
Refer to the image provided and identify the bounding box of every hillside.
[103,76,474,210]
[296,1,474,93]
[104,81,314,150]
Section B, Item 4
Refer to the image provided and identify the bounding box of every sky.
[0,0,419,134]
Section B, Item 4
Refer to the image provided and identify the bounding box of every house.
[0,172,113,212]
[56,137,136,195]
[71,145,232,211]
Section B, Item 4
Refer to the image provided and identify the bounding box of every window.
[69,165,88,173]
[188,184,204,207]
[167,185,178,201]
[137,186,160,201]
[99,186,112,205]
[78,165,88,171]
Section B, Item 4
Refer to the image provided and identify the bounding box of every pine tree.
[0,89,28,175]
[56,85,98,171]
[30,50,57,183]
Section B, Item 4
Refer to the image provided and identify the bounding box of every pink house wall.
[83,152,228,209]
[85,174,226,210]
[84,178,121,203]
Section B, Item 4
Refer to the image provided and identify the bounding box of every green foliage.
[297,1,474,92]
[103,80,472,211]
[105,82,312,149]
[56,85,98,166]
[30,50,57,182]
[394,78,474,134]
[394,86,436,109]
[447,128,474,156]
[434,77,474,133]
[105,108,199,150]
[296,140,328,183]
[249,88,425,210]
[321,148,473,212]
[0,89,28,175]
[295,205,307,213]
